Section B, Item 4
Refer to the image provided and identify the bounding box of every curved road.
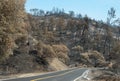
[3,68,86,81]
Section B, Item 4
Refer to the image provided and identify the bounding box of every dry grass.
[80,50,106,67]
[36,41,56,58]
[72,45,83,52]
[48,58,68,71]
[77,69,120,81]
[52,44,69,53]
[52,44,70,63]
[35,42,69,71]
[0,35,14,62]
[90,51,105,60]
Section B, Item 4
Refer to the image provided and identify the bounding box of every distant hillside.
[27,8,120,73]
[28,12,119,60]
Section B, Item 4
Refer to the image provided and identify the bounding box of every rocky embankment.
[75,69,120,81]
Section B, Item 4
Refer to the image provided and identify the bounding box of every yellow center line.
[30,68,79,81]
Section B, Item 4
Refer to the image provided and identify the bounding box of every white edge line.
[73,69,90,81]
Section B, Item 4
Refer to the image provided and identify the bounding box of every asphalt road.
[3,68,86,81]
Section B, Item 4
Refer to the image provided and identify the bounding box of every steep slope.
[0,0,70,74]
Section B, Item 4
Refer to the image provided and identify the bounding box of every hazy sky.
[25,0,120,21]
